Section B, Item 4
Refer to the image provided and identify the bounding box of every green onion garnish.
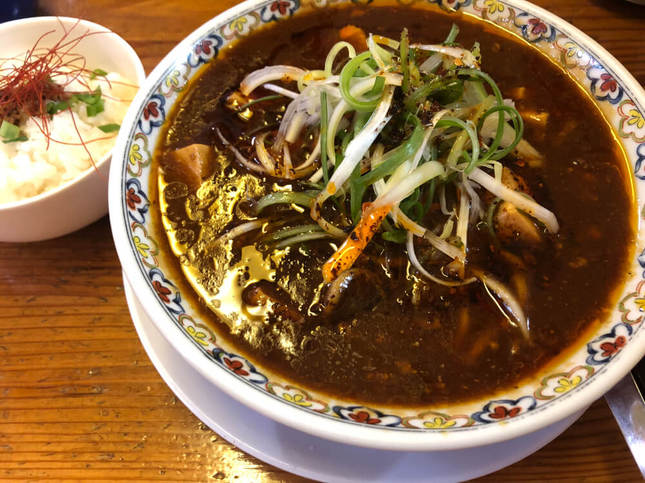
[238,94,282,111]
[98,123,121,133]
[0,120,27,143]
[89,68,108,80]
[320,91,329,185]
[400,29,410,94]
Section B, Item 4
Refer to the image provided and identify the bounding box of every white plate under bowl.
[123,273,583,482]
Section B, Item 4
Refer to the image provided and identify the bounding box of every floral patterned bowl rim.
[109,0,645,451]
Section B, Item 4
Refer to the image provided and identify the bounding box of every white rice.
[0,72,136,204]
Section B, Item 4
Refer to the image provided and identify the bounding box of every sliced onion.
[394,208,464,261]
[382,73,403,86]
[216,219,265,244]
[309,200,346,238]
[372,34,399,49]
[475,270,529,338]
[283,144,293,178]
[322,86,394,199]
[216,128,266,175]
[419,53,442,74]
[367,34,389,70]
[411,44,478,67]
[439,215,454,239]
[461,176,482,221]
[325,99,349,167]
[274,84,321,151]
[324,76,385,167]
[240,66,305,96]
[262,83,299,99]
[295,135,320,172]
[407,232,475,287]
[480,113,543,162]
[254,132,277,173]
[324,41,356,75]
[376,160,444,209]
[468,167,559,233]
[456,185,470,252]
[438,185,451,216]
[388,109,450,185]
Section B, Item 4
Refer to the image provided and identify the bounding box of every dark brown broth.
[155,5,635,407]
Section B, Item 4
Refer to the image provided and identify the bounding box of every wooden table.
[1,0,643,480]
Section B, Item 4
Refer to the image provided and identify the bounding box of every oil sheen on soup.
[154,5,635,407]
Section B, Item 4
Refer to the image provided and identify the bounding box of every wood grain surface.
[1,0,643,480]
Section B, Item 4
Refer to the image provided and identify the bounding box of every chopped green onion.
[253,191,317,214]
[324,41,357,75]
[404,76,463,111]
[0,121,27,143]
[382,229,407,243]
[400,29,410,94]
[432,79,464,105]
[75,87,102,105]
[365,76,385,98]
[320,91,329,185]
[400,188,424,222]
[2,135,27,144]
[274,231,335,248]
[235,26,556,286]
[98,123,120,133]
[443,24,460,45]
[349,165,365,223]
[477,104,524,162]
[0,120,21,140]
[435,116,480,169]
[265,224,324,242]
[353,110,371,136]
[238,94,282,111]
[89,68,108,80]
[358,58,378,76]
[47,87,106,118]
[423,178,437,213]
[458,69,503,104]
[358,116,424,187]
[75,87,104,117]
[46,100,70,116]
[339,52,382,111]
[486,197,501,243]
[86,101,104,117]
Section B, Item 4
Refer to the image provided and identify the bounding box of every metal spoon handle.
[605,358,645,478]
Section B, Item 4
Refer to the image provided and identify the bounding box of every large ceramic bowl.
[109,0,645,451]
[0,17,145,242]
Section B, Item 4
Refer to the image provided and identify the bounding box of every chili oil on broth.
[152,5,635,408]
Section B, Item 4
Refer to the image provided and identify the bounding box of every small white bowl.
[0,16,145,243]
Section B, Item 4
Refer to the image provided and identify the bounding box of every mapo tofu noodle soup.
[155,5,635,407]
